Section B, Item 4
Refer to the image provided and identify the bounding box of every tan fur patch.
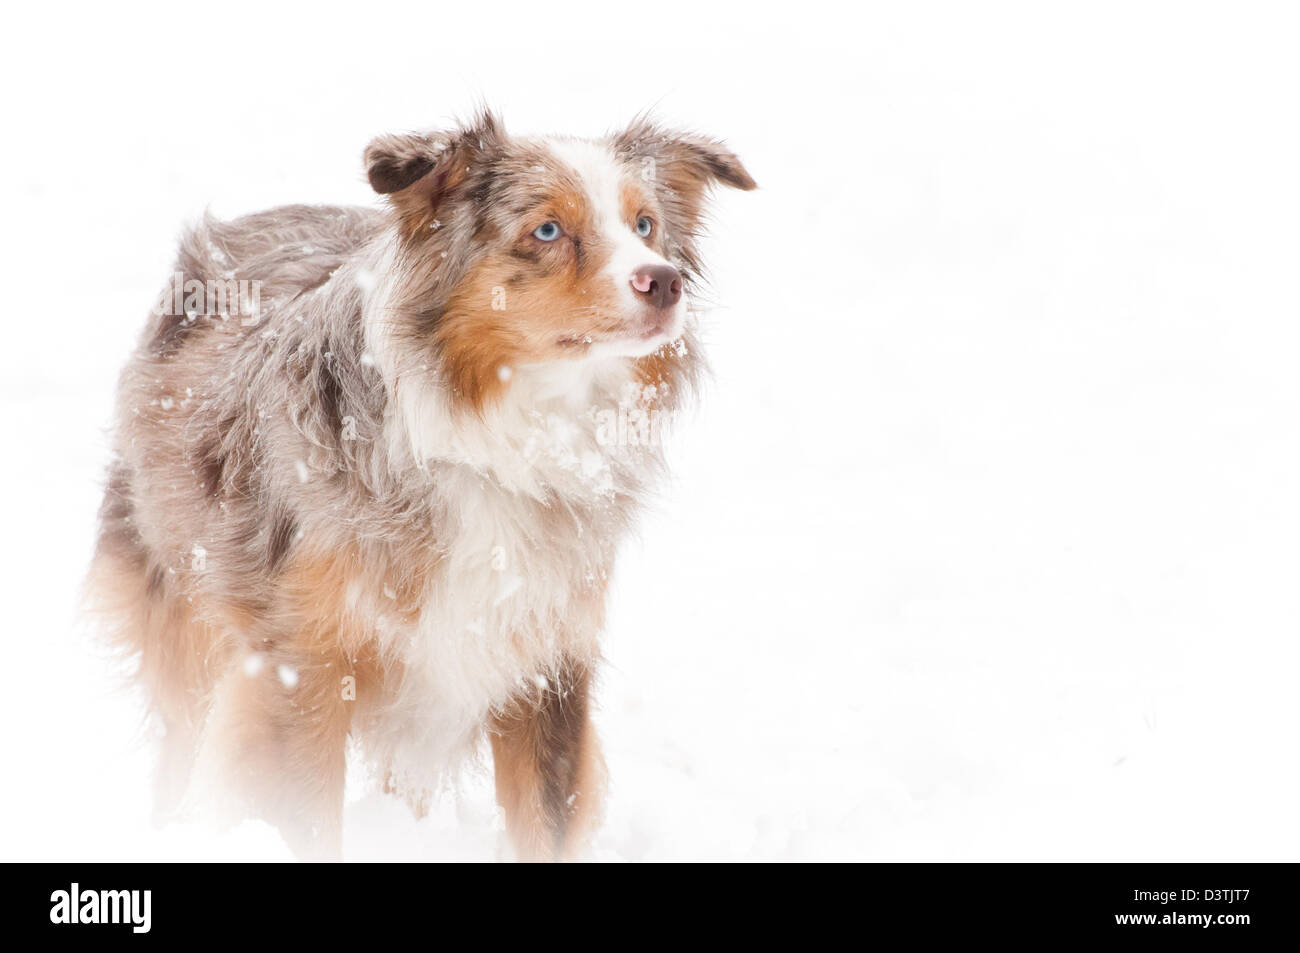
[489,659,606,862]
[436,180,631,409]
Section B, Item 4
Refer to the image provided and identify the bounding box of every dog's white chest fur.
[355,351,659,789]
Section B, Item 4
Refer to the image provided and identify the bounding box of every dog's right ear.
[363,131,462,236]
[364,112,505,236]
[365,133,445,195]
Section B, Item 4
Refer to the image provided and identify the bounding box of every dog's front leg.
[489,658,606,861]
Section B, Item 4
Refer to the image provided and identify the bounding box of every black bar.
[3,862,1288,942]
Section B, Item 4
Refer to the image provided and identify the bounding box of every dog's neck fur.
[360,239,677,503]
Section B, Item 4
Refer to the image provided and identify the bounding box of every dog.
[87,110,754,861]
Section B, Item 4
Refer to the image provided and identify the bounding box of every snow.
[2,1,1299,861]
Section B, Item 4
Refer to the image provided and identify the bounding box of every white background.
[2,1,1298,860]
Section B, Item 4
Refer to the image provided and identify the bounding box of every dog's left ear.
[665,133,757,192]
[614,120,757,194]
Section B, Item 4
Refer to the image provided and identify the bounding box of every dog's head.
[364,110,755,410]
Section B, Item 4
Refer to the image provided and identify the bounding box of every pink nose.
[630,265,682,310]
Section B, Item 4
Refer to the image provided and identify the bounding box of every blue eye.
[533,222,562,241]
[635,217,653,238]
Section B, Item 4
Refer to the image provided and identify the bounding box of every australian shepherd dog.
[86,110,754,861]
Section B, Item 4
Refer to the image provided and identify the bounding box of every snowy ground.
[3,2,1299,861]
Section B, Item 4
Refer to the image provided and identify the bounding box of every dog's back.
[89,204,390,842]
